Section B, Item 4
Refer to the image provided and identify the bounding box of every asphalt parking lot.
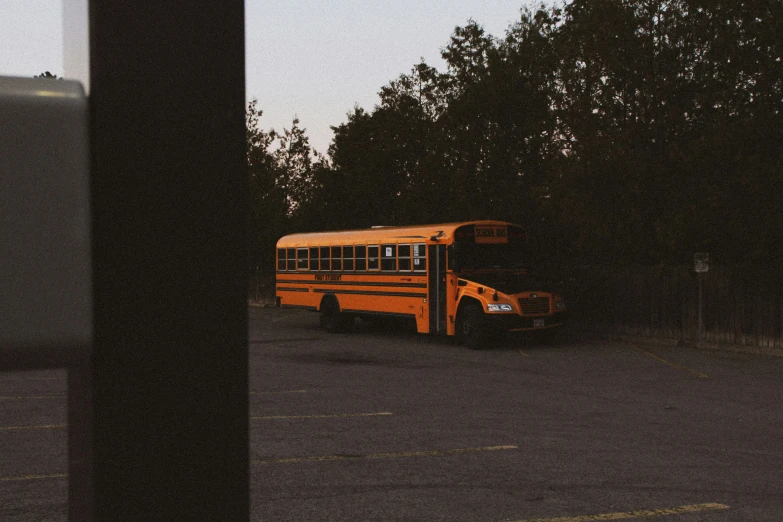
[248,307,782,521]
[2,306,782,520]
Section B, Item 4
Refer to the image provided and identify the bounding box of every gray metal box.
[1,76,91,350]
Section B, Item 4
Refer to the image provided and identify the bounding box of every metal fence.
[248,267,276,306]
[557,264,783,350]
[249,264,783,350]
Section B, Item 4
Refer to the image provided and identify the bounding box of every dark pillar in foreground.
[84,2,248,519]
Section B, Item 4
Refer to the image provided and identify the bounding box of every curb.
[248,301,275,308]
[574,328,783,358]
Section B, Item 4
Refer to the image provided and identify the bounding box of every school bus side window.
[296,248,308,270]
[413,243,426,271]
[381,244,396,271]
[355,245,367,271]
[368,245,379,270]
[286,248,296,271]
[309,247,319,271]
[331,246,342,271]
[320,246,330,271]
[277,248,286,271]
[343,245,354,271]
[398,244,411,271]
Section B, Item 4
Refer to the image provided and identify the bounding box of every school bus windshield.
[452,243,527,269]
[450,224,528,270]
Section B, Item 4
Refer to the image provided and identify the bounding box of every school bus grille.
[518,297,550,315]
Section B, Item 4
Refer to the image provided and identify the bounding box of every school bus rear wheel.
[319,296,353,333]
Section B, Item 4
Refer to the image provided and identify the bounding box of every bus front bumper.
[485,311,568,332]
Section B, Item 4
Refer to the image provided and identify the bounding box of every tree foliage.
[247,0,783,271]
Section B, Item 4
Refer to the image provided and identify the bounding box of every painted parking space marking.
[629,343,708,379]
[250,337,321,344]
[0,445,517,481]
[251,411,392,421]
[518,349,530,357]
[253,444,517,464]
[0,395,65,400]
[0,376,63,382]
[0,424,66,432]
[0,473,67,482]
[511,502,729,522]
[249,389,307,395]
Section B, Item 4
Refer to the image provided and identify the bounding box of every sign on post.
[694,252,709,273]
[694,252,709,340]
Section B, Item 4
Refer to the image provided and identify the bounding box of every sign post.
[694,253,709,340]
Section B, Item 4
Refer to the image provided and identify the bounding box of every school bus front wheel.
[456,302,488,350]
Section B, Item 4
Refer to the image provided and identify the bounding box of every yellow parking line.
[510,502,729,522]
[0,473,67,482]
[249,389,307,395]
[254,444,517,464]
[0,424,66,432]
[0,395,65,400]
[251,411,392,420]
[630,343,708,379]
[0,377,63,382]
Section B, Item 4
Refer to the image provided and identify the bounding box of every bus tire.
[319,296,351,333]
[457,303,487,350]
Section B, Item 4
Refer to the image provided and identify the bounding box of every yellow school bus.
[275,221,567,347]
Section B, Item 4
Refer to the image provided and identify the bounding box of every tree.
[273,117,316,218]
[253,0,783,268]
[246,100,285,271]
[326,106,419,228]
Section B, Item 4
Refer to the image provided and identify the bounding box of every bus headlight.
[487,303,513,312]
[555,301,566,310]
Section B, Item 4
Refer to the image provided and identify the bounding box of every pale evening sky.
[1,0,536,153]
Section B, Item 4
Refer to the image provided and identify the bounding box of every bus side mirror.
[449,244,460,271]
